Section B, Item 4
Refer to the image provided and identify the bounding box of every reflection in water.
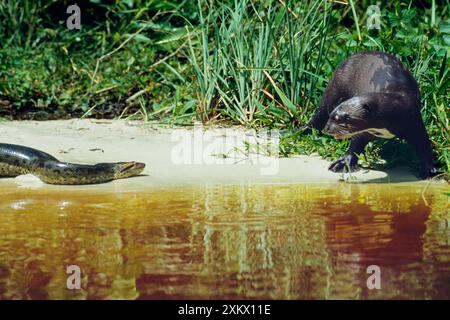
[0,183,448,299]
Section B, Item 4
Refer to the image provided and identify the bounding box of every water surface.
[0,182,448,299]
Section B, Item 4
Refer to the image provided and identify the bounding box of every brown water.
[0,182,448,300]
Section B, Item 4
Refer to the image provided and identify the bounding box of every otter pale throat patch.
[367,128,396,139]
[333,128,395,139]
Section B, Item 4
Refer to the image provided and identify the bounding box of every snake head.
[114,162,146,179]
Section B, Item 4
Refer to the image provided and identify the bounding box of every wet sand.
[0,119,437,191]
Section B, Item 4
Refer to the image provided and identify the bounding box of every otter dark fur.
[304,51,440,178]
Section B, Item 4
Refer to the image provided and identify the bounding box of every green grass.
[0,0,449,173]
[186,0,330,126]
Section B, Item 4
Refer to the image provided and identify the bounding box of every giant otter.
[303,51,441,178]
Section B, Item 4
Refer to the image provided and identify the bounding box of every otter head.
[113,162,146,179]
[323,96,375,139]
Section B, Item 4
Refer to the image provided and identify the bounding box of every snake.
[0,143,145,185]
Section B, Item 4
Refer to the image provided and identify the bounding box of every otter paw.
[328,156,360,173]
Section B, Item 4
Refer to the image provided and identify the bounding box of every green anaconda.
[0,143,145,185]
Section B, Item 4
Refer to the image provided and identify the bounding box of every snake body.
[0,143,145,185]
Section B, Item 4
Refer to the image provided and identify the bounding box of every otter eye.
[334,114,349,122]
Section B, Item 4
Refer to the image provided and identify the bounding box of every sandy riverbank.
[0,119,435,191]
